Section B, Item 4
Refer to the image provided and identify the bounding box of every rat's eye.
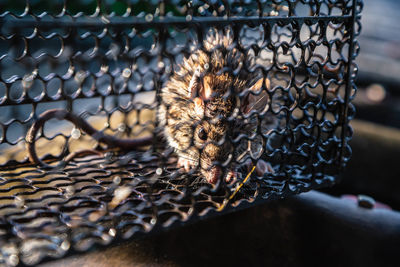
[198,127,208,141]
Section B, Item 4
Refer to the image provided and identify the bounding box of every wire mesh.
[0,0,362,266]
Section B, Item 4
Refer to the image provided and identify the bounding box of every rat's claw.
[177,158,194,172]
[225,170,238,184]
[243,159,274,176]
[255,159,274,176]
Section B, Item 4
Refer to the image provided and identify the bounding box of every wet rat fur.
[158,29,278,184]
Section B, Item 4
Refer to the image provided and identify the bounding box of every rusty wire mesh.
[0,0,362,266]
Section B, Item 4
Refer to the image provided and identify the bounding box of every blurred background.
[324,0,400,210]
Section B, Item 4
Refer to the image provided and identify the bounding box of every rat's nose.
[204,165,222,184]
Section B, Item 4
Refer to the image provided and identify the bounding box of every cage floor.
[0,150,335,266]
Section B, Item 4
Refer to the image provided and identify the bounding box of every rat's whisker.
[173,151,198,163]
[177,155,196,162]
[246,94,267,113]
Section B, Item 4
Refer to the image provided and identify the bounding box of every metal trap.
[0,0,362,266]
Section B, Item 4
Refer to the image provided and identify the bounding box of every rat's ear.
[188,67,201,99]
[188,68,206,117]
[193,97,205,117]
[201,76,213,100]
[241,78,270,114]
[188,68,213,100]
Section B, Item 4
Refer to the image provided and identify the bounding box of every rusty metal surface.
[0,1,362,266]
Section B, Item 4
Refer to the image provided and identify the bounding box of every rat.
[26,29,279,184]
[157,30,278,184]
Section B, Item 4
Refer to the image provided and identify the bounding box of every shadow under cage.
[0,0,362,266]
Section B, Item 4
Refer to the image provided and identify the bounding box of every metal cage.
[0,0,362,266]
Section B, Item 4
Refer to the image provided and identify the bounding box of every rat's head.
[187,68,270,184]
[192,111,234,184]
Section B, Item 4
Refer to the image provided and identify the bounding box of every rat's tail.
[26,109,153,168]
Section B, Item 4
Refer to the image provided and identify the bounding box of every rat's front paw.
[177,157,196,172]
[255,159,274,176]
[225,170,238,184]
[243,159,274,176]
